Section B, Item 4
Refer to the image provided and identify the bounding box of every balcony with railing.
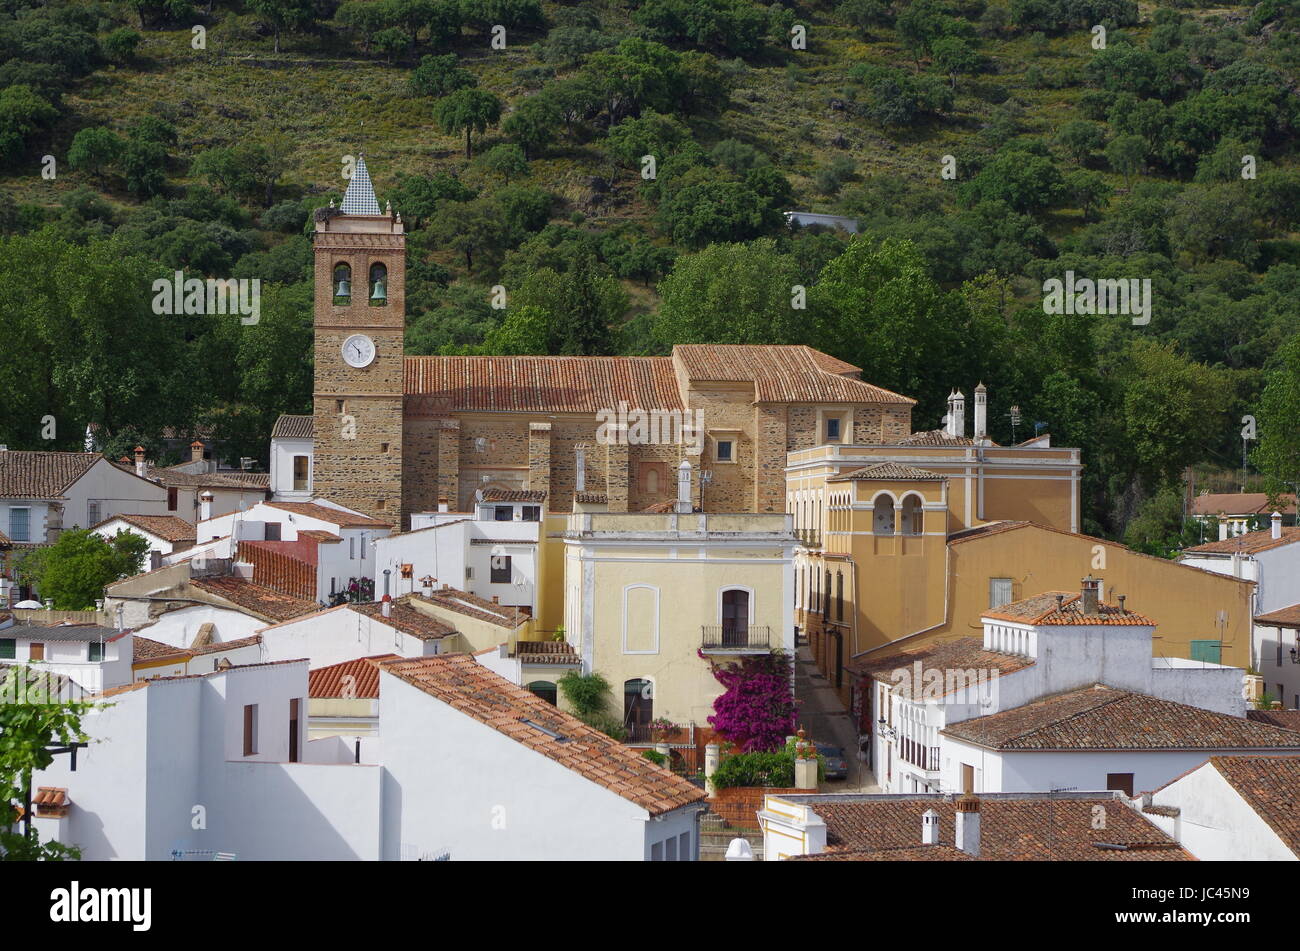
[899,737,941,773]
[795,528,821,548]
[700,624,775,654]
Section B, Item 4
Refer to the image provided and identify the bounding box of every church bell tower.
[311,155,406,524]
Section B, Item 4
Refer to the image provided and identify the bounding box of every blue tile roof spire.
[341,154,381,215]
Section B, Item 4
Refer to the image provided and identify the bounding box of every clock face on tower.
[341,334,376,368]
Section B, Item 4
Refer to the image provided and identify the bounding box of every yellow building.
[561,479,795,737]
[789,387,1254,704]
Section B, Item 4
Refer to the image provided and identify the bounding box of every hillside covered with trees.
[1,0,1299,548]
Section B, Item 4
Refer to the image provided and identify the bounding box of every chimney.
[676,459,693,514]
[420,575,434,598]
[1272,511,1282,540]
[437,496,449,513]
[955,794,981,857]
[1081,575,1100,615]
[381,595,391,618]
[190,440,204,463]
[944,390,956,436]
[134,446,146,478]
[1118,594,1127,613]
[199,490,214,522]
[492,595,499,604]
[921,808,940,846]
[973,383,987,443]
[951,390,965,439]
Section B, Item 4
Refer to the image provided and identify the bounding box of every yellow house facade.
[561,505,795,735]
[789,388,1254,705]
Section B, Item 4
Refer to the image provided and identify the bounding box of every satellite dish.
[14,600,42,609]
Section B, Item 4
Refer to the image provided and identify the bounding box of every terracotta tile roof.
[353,599,457,640]
[0,529,10,545]
[514,640,582,665]
[413,588,528,629]
[942,685,1300,751]
[787,794,1188,860]
[947,520,1029,544]
[191,634,262,656]
[1183,526,1300,555]
[849,636,1033,697]
[262,501,392,528]
[791,844,975,861]
[891,430,980,447]
[308,654,399,699]
[381,655,706,816]
[298,529,343,543]
[827,462,945,483]
[1190,492,1296,517]
[1207,756,1300,856]
[271,414,314,439]
[92,514,196,544]
[673,345,915,405]
[481,488,547,503]
[3,622,125,642]
[114,461,271,490]
[1247,709,1300,732]
[190,576,319,622]
[983,591,1154,626]
[133,635,188,663]
[1256,604,1300,628]
[404,355,685,414]
[0,451,100,498]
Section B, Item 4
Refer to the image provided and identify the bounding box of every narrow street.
[793,643,880,792]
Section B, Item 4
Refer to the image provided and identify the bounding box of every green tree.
[1055,120,1106,166]
[502,94,562,159]
[0,85,59,166]
[1106,134,1147,191]
[0,670,91,860]
[1253,335,1300,499]
[431,196,511,271]
[246,0,317,53]
[512,253,625,355]
[67,127,124,183]
[477,143,528,184]
[409,53,476,98]
[434,88,502,158]
[654,239,805,346]
[16,529,148,608]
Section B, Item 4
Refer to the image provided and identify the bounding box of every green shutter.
[0,639,14,660]
[1190,640,1221,664]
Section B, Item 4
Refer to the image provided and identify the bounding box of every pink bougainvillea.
[702,650,798,753]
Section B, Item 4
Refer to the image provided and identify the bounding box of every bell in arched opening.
[369,262,387,304]
[333,263,352,303]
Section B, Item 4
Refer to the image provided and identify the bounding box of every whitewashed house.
[863,582,1300,796]
[194,499,392,603]
[122,444,269,524]
[254,598,455,668]
[30,654,707,860]
[379,655,707,860]
[0,617,133,692]
[375,492,541,610]
[90,514,195,559]
[1139,756,1300,861]
[269,415,314,503]
[1180,517,1300,708]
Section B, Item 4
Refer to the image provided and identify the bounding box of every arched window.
[901,495,923,536]
[333,263,352,304]
[624,679,652,736]
[836,571,844,621]
[645,467,660,495]
[369,262,388,305]
[873,496,895,536]
[526,681,557,705]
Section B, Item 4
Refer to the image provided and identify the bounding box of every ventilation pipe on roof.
[134,446,147,478]
[950,390,965,439]
[199,490,214,522]
[190,440,204,464]
[955,795,981,857]
[921,808,940,846]
[1081,575,1100,615]
[676,459,693,514]
[1272,511,1282,540]
[974,383,988,444]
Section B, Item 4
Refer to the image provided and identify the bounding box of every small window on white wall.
[989,578,1013,609]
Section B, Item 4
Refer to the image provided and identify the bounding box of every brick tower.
[311,155,406,524]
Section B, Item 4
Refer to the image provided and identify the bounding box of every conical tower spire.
[341,154,381,215]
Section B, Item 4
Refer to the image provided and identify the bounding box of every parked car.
[816,743,849,781]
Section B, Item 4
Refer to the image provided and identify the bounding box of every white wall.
[258,605,440,669]
[132,604,266,650]
[63,458,171,531]
[373,519,540,609]
[379,672,680,860]
[270,436,313,501]
[1144,761,1298,861]
[91,522,178,557]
